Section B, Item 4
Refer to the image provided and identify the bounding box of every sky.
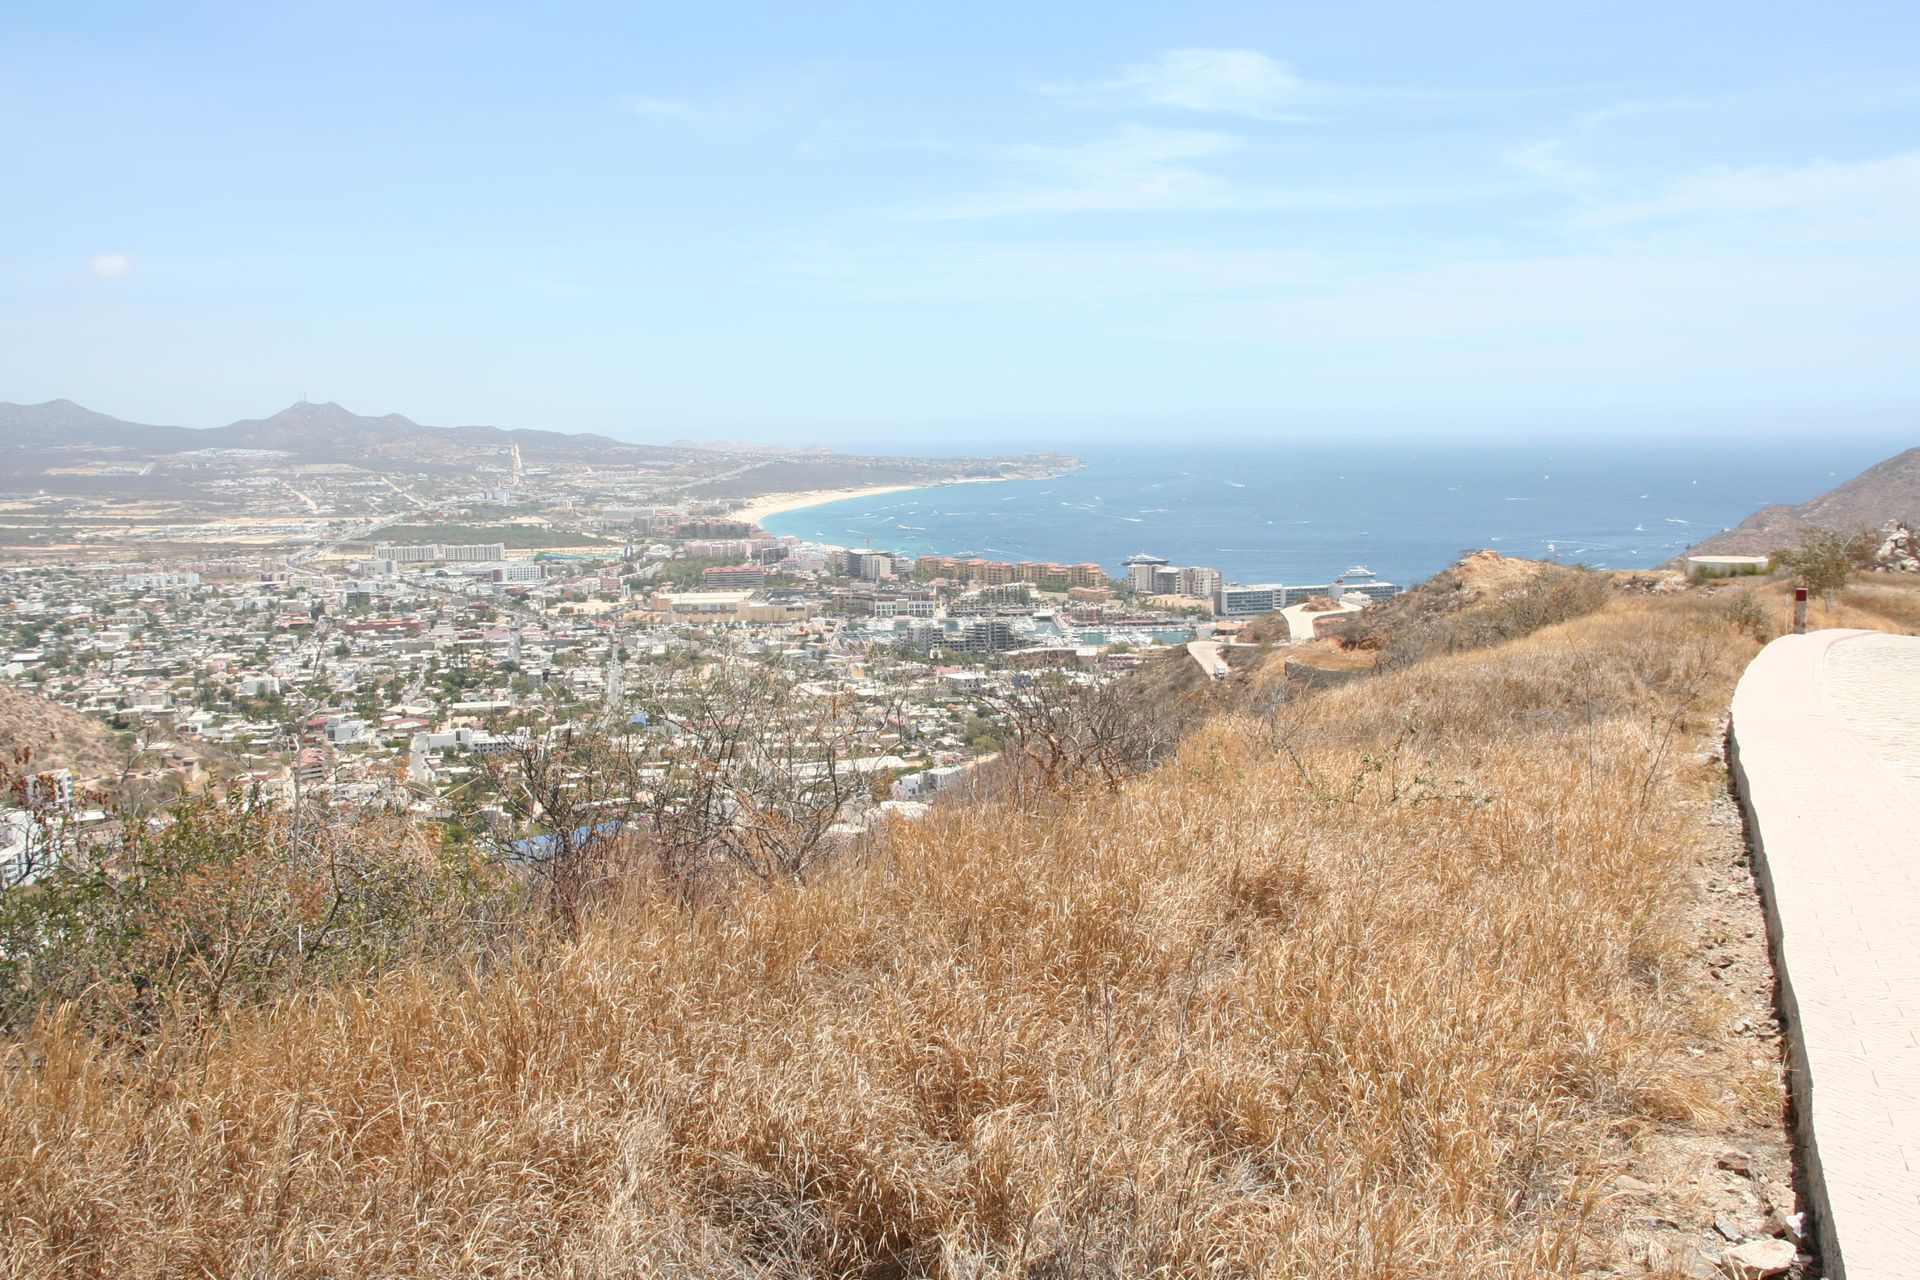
[2,0,1918,450]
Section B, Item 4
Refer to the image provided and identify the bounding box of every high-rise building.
[703,564,767,589]
[1179,566,1222,598]
[1067,562,1106,588]
[958,619,1017,653]
[1122,552,1170,594]
[843,548,893,580]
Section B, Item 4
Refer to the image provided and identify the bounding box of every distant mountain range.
[0,399,198,451]
[0,398,682,462]
[1686,444,1920,557]
[0,398,1075,475]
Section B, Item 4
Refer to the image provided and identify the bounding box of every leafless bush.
[487,727,650,932]
[643,662,898,889]
[985,673,1186,800]
[486,661,901,922]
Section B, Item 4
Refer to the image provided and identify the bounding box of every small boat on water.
[1343,564,1375,579]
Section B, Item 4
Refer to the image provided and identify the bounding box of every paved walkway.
[1279,599,1361,643]
[1820,633,1920,807]
[1729,629,1920,1279]
[1184,640,1231,680]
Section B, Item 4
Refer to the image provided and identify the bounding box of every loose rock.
[1716,1149,1753,1176]
[1721,1237,1796,1279]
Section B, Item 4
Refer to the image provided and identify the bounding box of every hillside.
[0,681,127,780]
[1211,552,1616,697]
[1685,444,1920,557]
[0,399,1077,486]
[0,398,657,463]
[0,399,195,452]
[17,576,1916,1275]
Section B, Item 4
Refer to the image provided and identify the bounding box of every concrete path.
[1820,634,1920,807]
[1279,599,1361,644]
[1185,640,1230,680]
[1729,629,1920,1279]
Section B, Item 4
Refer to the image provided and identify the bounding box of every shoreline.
[735,477,1007,529]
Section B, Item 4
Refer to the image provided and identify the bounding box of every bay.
[761,438,1905,589]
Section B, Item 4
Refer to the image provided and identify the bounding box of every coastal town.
[0,414,1401,884]
[11,11,1920,1273]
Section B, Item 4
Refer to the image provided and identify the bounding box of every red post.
[1793,586,1808,635]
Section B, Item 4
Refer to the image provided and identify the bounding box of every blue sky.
[3,1,1918,448]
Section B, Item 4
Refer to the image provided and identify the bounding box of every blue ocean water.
[763,439,1906,589]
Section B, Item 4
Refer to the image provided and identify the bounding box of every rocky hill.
[0,400,1073,485]
[0,681,128,781]
[0,399,196,451]
[1685,444,1920,557]
[0,398,669,464]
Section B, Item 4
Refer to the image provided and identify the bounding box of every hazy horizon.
[8,393,1915,459]
[4,1,1918,446]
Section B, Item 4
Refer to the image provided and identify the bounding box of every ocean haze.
[763,438,1913,587]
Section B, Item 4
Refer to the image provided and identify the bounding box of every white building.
[0,810,50,889]
[124,571,201,590]
[844,548,893,581]
[1123,552,1170,594]
[1214,583,1285,616]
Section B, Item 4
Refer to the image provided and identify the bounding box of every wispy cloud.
[1179,249,1920,396]
[87,251,134,279]
[1505,139,1600,188]
[782,240,1335,302]
[1573,148,1920,228]
[1053,48,1310,121]
[1577,96,1698,129]
[907,125,1495,219]
[923,127,1239,217]
[617,94,699,122]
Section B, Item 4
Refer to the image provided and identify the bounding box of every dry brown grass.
[0,681,127,780]
[0,592,1832,1278]
[1702,571,1920,637]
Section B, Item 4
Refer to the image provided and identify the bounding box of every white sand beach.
[734,477,1003,528]
[733,485,925,526]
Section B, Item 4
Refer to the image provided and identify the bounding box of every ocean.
[761,438,1906,589]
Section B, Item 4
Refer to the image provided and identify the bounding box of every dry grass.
[0,681,127,780]
[0,591,1854,1278]
[1702,571,1920,637]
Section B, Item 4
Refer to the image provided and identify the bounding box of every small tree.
[0,775,503,1033]
[1774,526,1877,611]
[486,660,901,917]
[645,663,900,890]
[985,673,1185,801]
[486,729,626,932]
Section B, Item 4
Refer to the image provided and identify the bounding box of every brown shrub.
[0,596,1779,1278]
